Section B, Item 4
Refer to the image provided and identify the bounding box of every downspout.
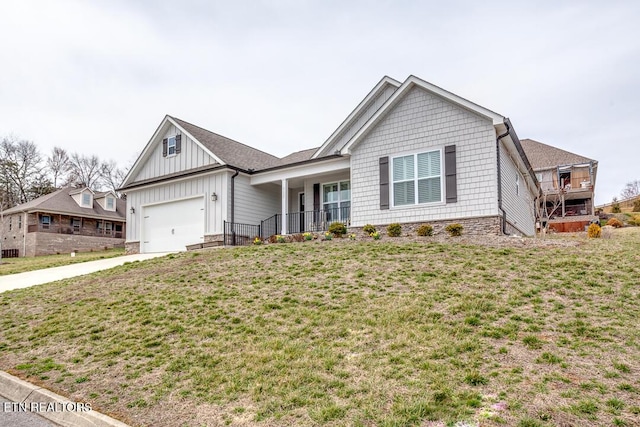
[230,169,239,245]
[496,123,511,235]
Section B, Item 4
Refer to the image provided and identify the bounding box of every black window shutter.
[175,134,182,154]
[445,145,457,203]
[162,138,168,157]
[379,156,389,210]
[313,183,320,211]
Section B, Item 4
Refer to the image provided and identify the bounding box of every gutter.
[230,169,239,223]
[496,124,510,235]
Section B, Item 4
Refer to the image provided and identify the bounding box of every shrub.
[276,235,286,243]
[348,233,356,240]
[587,223,601,238]
[363,224,376,234]
[612,203,621,213]
[328,222,347,237]
[628,215,640,227]
[370,231,381,240]
[386,223,402,237]
[607,218,623,228]
[445,223,463,237]
[303,232,313,241]
[633,200,640,212]
[252,237,263,245]
[416,224,434,237]
[323,232,333,240]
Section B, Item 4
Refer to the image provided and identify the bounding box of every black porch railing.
[224,208,351,246]
[223,221,261,246]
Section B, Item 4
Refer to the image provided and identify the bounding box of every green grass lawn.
[0,248,125,276]
[0,230,638,426]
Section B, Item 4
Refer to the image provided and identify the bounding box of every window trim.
[41,215,51,229]
[167,136,177,157]
[18,215,22,229]
[106,196,115,210]
[81,192,92,207]
[390,147,445,208]
[321,180,351,222]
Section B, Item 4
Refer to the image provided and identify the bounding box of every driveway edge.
[0,371,130,427]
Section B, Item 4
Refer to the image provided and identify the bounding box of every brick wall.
[30,233,125,257]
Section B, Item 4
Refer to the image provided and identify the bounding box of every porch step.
[203,241,223,248]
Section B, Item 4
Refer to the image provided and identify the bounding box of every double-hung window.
[322,181,350,222]
[392,149,442,206]
[41,215,51,230]
[167,136,176,156]
[82,193,91,207]
[106,197,115,210]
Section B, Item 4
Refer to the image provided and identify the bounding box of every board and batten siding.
[318,85,397,157]
[499,141,536,236]
[125,172,227,242]
[350,86,499,227]
[231,173,281,225]
[132,123,218,183]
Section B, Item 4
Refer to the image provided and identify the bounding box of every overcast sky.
[1,1,638,204]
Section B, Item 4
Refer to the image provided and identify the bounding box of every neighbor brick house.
[1,187,126,257]
[120,75,539,253]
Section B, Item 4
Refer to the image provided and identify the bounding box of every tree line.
[0,135,128,210]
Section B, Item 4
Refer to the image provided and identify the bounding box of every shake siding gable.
[499,141,536,236]
[350,86,499,227]
[132,123,218,183]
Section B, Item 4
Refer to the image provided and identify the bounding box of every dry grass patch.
[0,229,639,426]
[0,248,125,275]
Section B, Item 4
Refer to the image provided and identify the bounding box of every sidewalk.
[0,252,171,293]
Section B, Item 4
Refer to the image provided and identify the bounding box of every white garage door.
[142,197,205,253]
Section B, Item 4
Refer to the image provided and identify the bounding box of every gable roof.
[520,139,596,170]
[312,76,401,159]
[279,147,318,164]
[3,187,125,220]
[170,116,282,171]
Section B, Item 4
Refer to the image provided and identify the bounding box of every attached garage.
[141,197,205,253]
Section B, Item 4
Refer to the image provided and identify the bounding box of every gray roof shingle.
[520,139,595,170]
[3,187,126,220]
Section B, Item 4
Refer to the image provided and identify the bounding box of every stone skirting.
[349,216,502,236]
[125,241,140,255]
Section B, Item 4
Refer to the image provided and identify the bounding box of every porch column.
[281,178,288,235]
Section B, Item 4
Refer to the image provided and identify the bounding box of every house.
[520,139,598,232]
[119,75,539,253]
[0,187,126,257]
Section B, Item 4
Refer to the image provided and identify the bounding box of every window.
[167,136,176,156]
[322,181,350,222]
[72,218,81,233]
[82,193,91,207]
[8,217,12,231]
[106,197,115,210]
[392,149,442,206]
[18,215,22,229]
[41,215,51,230]
[105,222,112,234]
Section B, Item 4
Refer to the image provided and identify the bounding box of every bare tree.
[620,180,640,200]
[0,135,49,206]
[67,153,103,189]
[100,160,127,197]
[47,146,70,188]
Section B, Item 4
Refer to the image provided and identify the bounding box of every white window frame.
[167,136,177,156]
[41,215,51,229]
[322,180,350,222]
[106,197,115,210]
[391,148,444,208]
[82,192,92,207]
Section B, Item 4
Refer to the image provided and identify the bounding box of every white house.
[119,75,538,253]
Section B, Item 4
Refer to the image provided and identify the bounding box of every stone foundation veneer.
[125,241,140,254]
[350,216,502,236]
[28,233,125,257]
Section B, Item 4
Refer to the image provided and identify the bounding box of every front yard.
[0,229,638,426]
[0,248,125,276]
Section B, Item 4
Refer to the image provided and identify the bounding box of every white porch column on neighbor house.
[281,178,288,235]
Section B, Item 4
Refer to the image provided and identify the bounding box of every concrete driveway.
[0,252,172,293]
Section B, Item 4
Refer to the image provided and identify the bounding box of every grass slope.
[0,231,639,426]
[0,248,125,276]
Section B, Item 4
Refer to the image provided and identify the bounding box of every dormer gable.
[70,187,95,208]
[95,191,118,212]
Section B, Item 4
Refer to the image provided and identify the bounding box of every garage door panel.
[142,197,204,253]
